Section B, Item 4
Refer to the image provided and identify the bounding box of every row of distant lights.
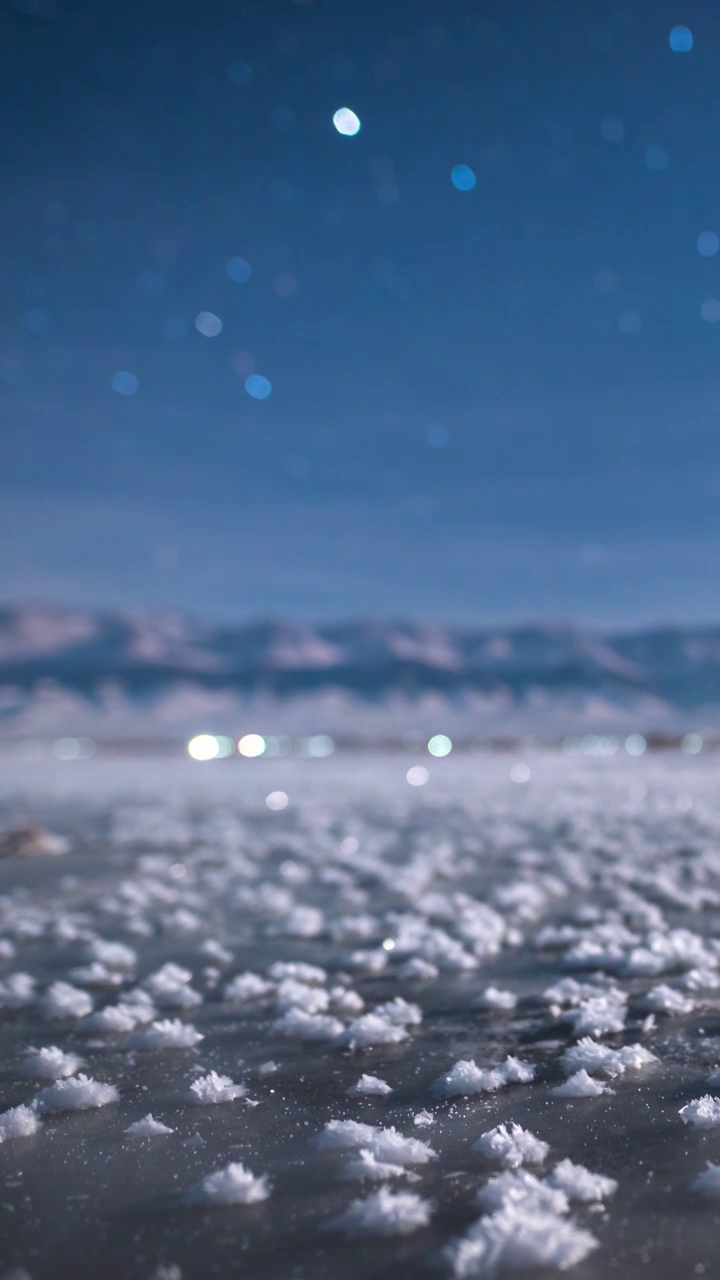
[187,733,335,761]
[563,733,703,757]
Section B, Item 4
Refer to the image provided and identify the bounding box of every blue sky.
[1,0,719,623]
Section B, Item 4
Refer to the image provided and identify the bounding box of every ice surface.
[0,750,719,1278]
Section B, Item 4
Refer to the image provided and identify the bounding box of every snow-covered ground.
[0,751,718,1278]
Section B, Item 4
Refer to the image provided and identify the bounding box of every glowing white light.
[681,733,703,755]
[333,107,361,136]
[407,765,429,787]
[625,733,647,756]
[194,311,223,337]
[427,734,452,758]
[266,790,289,811]
[382,939,396,951]
[307,734,334,758]
[510,762,531,784]
[187,734,220,761]
[238,733,266,758]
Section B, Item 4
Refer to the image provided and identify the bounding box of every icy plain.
[0,751,718,1278]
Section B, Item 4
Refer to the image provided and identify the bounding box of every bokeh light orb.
[112,370,138,396]
[669,25,693,53]
[451,164,476,192]
[188,734,220,761]
[266,790,289,811]
[701,298,720,323]
[226,257,252,283]
[333,107,361,136]
[625,733,647,756]
[645,145,669,172]
[245,373,272,399]
[697,231,719,258]
[195,311,223,337]
[427,734,452,758]
[407,765,429,787]
[238,733,266,758]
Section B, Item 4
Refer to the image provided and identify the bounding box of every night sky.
[1,0,718,625]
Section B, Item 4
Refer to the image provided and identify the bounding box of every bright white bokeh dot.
[188,734,220,761]
[510,762,531,784]
[266,790,289,811]
[427,734,452,758]
[407,765,429,787]
[625,733,647,756]
[333,107,361,136]
[238,733,266,758]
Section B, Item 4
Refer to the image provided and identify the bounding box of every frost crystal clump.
[41,981,93,1020]
[553,1070,611,1098]
[186,1161,270,1207]
[21,1046,83,1080]
[0,1105,42,1142]
[347,1074,392,1097]
[446,1207,598,1276]
[327,1188,431,1237]
[36,1074,119,1113]
[315,1120,436,1166]
[125,1114,174,1137]
[432,1056,535,1098]
[679,1095,720,1128]
[549,1160,618,1202]
[127,1019,203,1049]
[474,1124,549,1169]
[189,1071,247,1105]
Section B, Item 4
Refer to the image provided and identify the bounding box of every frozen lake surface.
[0,752,719,1279]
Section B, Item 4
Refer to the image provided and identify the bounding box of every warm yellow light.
[187,734,220,761]
[238,733,266,758]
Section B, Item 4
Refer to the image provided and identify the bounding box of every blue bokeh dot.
[226,257,252,283]
[112,370,138,396]
[451,164,476,192]
[669,25,693,53]
[245,374,272,400]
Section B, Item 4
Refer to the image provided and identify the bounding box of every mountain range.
[1,604,719,740]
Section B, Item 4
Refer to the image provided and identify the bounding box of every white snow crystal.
[372,997,422,1026]
[40,981,93,1020]
[347,1074,392,1097]
[553,1070,611,1098]
[125,1114,174,1137]
[561,1037,657,1078]
[82,1004,142,1034]
[334,1013,409,1049]
[474,1124,549,1169]
[315,1120,436,1166]
[0,1105,42,1142]
[328,1187,431,1237]
[268,961,327,984]
[679,1095,720,1128]
[477,1169,569,1216]
[641,984,694,1015]
[446,1206,598,1276]
[432,1056,535,1098]
[189,1071,247,1104]
[272,1009,344,1041]
[397,957,439,980]
[549,1159,618,1202]
[86,939,136,970]
[127,1019,204,1049]
[185,1161,270,1206]
[0,973,35,1009]
[21,1046,83,1081]
[35,1074,119,1113]
[224,972,273,1003]
[413,1109,435,1127]
[474,987,518,1011]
